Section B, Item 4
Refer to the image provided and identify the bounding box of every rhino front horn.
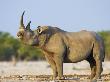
[20,11,25,29]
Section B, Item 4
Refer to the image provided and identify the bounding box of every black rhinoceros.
[17,11,105,81]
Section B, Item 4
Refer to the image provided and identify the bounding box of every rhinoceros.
[17,11,105,81]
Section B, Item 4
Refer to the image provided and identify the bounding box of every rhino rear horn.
[26,21,31,30]
[20,11,25,29]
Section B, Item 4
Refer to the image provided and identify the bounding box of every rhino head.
[17,11,50,46]
[17,11,37,46]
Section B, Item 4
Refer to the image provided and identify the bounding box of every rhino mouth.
[17,35,23,39]
[29,36,39,46]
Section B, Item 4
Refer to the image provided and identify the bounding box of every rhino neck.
[38,34,50,48]
[38,26,65,48]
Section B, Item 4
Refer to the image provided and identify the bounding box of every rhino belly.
[64,48,91,63]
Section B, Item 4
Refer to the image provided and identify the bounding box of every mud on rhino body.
[17,11,105,81]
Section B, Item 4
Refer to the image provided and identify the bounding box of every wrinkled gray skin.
[17,12,105,81]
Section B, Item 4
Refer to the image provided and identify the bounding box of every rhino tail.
[93,41,105,62]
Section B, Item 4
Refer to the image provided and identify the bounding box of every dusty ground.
[0,61,110,82]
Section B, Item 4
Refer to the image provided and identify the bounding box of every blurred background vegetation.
[0,31,110,61]
[0,31,44,61]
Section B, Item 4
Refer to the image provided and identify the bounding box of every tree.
[0,32,19,61]
[98,31,110,60]
[0,31,43,61]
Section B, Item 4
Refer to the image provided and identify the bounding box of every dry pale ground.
[0,60,110,82]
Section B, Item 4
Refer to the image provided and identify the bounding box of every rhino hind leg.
[93,56,103,79]
[92,43,103,80]
[86,53,96,79]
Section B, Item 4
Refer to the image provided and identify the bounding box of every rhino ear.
[37,26,43,34]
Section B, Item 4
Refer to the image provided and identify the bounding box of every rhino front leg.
[54,55,64,80]
[45,55,58,79]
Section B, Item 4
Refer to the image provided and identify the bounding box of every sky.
[0,0,110,37]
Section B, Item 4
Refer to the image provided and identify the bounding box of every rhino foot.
[56,76,65,80]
